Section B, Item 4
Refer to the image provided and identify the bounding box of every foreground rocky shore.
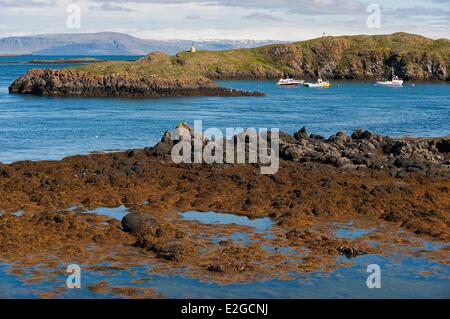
[0,126,449,296]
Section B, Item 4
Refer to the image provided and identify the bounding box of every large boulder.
[122,212,160,236]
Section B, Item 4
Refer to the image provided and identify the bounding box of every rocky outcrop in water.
[8,68,264,97]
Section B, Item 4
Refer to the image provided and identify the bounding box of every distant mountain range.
[0,32,282,55]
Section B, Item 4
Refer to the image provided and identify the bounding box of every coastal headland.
[8,33,450,98]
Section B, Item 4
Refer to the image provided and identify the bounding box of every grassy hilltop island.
[9,32,450,97]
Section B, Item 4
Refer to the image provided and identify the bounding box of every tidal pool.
[1,251,449,298]
[178,211,273,232]
[86,205,129,221]
[1,209,448,298]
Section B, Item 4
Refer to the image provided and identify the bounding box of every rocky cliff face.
[203,34,450,81]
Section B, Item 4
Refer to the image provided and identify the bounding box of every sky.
[0,0,449,40]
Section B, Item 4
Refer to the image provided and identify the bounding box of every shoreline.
[0,125,449,297]
[2,132,450,166]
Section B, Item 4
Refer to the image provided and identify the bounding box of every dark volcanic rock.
[148,124,449,176]
[122,212,187,261]
[121,212,159,235]
[277,128,449,176]
[337,245,367,258]
[294,126,308,140]
[8,68,264,98]
[436,139,450,153]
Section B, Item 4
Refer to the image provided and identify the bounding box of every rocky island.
[26,57,106,64]
[8,33,450,98]
[8,51,263,97]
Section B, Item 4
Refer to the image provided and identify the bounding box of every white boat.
[375,72,403,87]
[277,78,304,86]
[303,78,330,88]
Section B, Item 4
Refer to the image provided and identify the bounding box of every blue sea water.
[1,254,450,298]
[0,55,449,163]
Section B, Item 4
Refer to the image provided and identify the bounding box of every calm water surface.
[0,209,449,298]
[0,55,449,163]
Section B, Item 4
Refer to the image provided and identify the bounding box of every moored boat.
[375,69,403,87]
[277,78,304,86]
[303,78,330,88]
[375,75,403,87]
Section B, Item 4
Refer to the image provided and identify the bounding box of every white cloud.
[185,13,200,20]
[0,0,448,40]
[0,0,54,6]
[242,12,282,21]
[90,3,134,12]
[91,0,368,15]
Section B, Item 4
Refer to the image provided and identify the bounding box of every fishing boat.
[375,69,403,87]
[277,78,304,86]
[303,78,330,88]
[375,75,403,87]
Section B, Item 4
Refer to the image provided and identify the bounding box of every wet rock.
[381,211,402,222]
[389,141,411,156]
[285,229,312,241]
[207,264,225,272]
[337,245,367,258]
[121,212,159,235]
[309,134,325,140]
[328,131,349,142]
[280,145,303,161]
[294,126,308,140]
[436,139,450,153]
[146,142,173,156]
[278,131,297,144]
[334,156,352,167]
[154,242,184,261]
[394,157,427,170]
[161,130,173,145]
[351,129,374,140]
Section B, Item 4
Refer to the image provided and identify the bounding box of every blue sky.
[0,0,449,40]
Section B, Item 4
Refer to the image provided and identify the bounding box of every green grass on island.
[71,32,450,81]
